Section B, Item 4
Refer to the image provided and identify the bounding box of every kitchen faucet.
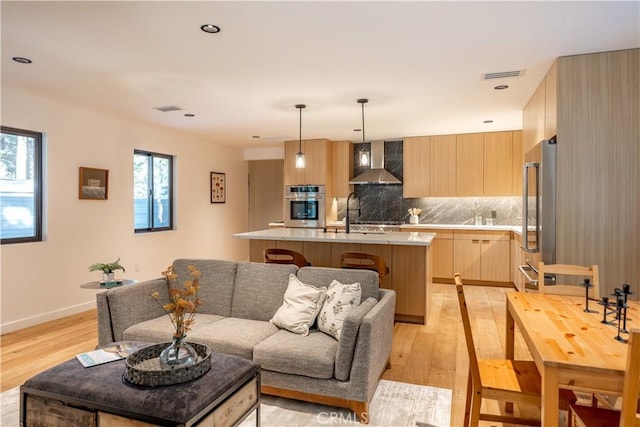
[345,191,361,234]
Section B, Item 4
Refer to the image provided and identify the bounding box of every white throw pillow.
[318,280,362,341]
[270,274,327,336]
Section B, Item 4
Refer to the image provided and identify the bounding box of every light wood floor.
[1,283,535,426]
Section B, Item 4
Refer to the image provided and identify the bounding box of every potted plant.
[89,258,126,282]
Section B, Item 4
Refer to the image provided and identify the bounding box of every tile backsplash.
[337,140,522,225]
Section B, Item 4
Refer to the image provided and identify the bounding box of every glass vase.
[159,335,198,369]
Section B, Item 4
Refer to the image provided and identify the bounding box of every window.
[0,126,43,244]
[134,150,173,232]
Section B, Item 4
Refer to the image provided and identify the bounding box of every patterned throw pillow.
[318,280,362,340]
[270,274,327,336]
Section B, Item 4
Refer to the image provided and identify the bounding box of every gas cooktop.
[350,221,404,226]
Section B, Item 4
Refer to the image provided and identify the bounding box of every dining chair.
[340,252,389,278]
[263,248,311,268]
[455,273,576,427]
[569,329,640,427]
[537,263,600,300]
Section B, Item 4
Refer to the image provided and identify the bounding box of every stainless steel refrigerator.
[519,137,557,287]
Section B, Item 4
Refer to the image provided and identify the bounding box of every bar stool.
[264,248,311,268]
[340,252,389,278]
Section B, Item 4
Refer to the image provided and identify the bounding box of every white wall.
[0,87,250,333]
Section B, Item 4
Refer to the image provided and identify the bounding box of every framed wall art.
[210,172,226,203]
[79,167,109,200]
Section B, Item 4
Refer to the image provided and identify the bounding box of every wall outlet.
[134,263,140,272]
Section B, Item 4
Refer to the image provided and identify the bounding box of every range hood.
[349,140,402,185]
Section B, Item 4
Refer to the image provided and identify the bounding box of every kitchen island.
[233,228,435,325]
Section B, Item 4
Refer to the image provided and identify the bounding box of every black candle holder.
[582,278,598,313]
[621,284,632,333]
[600,296,616,325]
[614,296,628,343]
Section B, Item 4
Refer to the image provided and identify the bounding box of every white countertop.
[323,221,521,233]
[268,222,525,235]
[233,228,436,246]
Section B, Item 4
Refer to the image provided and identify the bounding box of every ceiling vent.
[482,70,524,80]
[153,105,183,112]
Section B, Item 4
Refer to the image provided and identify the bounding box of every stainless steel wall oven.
[284,185,325,228]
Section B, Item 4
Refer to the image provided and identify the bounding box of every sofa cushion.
[270,274,327,336]
[122,314,224,343]
[318,280,362,341]
[297,267,379,301]
[334,297,378,381]
[253,330,338,379]
[187,317,278,360]
[171,259,237,316]
[231,262,298,321]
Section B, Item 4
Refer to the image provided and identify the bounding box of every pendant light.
[357,98,370,166]
[295,104,306,169]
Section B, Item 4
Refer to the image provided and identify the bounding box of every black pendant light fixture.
[295,104,306,169]
[357,98,370,166]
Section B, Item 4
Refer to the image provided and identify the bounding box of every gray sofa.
[96,259,396,423]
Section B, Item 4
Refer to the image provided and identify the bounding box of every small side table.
[80,279,138,289]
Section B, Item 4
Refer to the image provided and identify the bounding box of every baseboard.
[0,300,96,334]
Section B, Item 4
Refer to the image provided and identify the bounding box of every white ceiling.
[2,1,638,149]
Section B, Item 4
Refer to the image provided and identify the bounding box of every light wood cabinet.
[522,77,546,156]
[401,227,453,279]
[453,230,511,283]
[483,131,513,196]
[283,139,331,186]
[248,239,432,325]
[456,133,484,196]
[511,130,523,196]
[544,60,557,139]
[330,140,353,198]
[429,134,457,196]
[402,136,430,197]
[391,245,430,322]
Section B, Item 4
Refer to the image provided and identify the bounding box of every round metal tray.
[123,342,211,387]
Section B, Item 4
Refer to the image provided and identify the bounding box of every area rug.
[1,379,451,426]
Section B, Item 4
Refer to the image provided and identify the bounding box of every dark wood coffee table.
[20,342,260,426]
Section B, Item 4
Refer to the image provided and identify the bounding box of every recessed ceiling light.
[494,84,509,90]
[200,24,221,34]
[184,113,195,117]
[12,57,32,64]
[483,120,494,124]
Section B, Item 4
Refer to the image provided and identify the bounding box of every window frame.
[134,149,174,233]
[0,126,43,245]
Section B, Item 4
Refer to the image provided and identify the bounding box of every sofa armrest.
[348,289,396,402]
[96,278,168,346]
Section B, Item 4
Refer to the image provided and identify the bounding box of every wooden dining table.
[505,291,639,427]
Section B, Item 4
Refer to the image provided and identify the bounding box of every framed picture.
[210,172,226,203]
[79,167,109,200]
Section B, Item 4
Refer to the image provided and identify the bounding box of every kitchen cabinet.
[246,237,432,325]
[331,140,353,198]
[283,138,331,186]
[402,136,430,197]
[456,133,484,196]
[483,131,513,196]
[522,49,639,297]
[403,131,519,197]
[453,230,510,283]
[429,134,457,196]
[511,131,523,196]
[401,227,453,279]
